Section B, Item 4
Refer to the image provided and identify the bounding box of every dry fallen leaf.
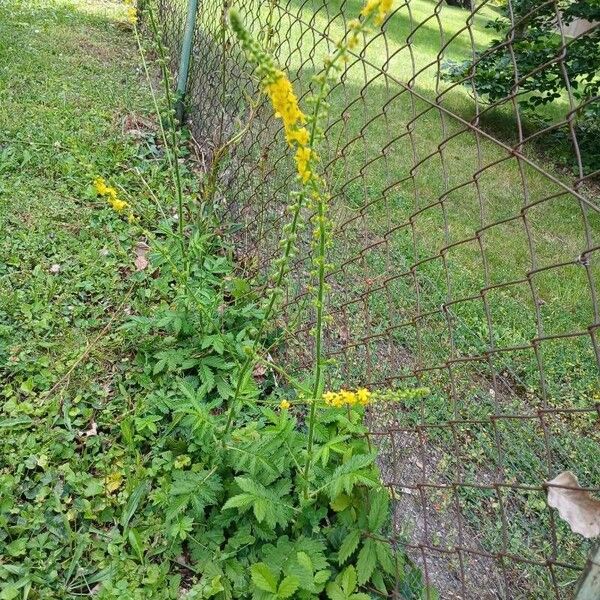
[252,363,267,380]
[134,241,149,271]
[547,471,600,538]
[79,421,98,438]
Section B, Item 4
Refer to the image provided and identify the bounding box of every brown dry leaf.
[252,363,267,380]
[134,241,149,271]
[547,471,600,538]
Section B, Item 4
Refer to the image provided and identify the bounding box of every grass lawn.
[0,0,185,596]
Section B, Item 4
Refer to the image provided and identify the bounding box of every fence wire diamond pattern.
[149,0,599,597]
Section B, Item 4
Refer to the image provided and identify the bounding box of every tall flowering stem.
[140,1,187,256]
[225,2,394,496]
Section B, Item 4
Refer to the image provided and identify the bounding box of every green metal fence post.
[576,545,600,600]
[175,0,200,123]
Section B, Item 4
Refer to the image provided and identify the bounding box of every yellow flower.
[294,146,312,182]
[127,7,137,24]
[285,126,309,147]
[266,73,306,132]
[340,389,356,406]
[279,399,291,410]
[360,0,393,25]
[107,197,129,213]
[375,0,393,24]
[361,0,379,18]
[93,177,109,196]
[347,34,360,50]
[356,388,371,405]
[323,388,372,407]
[323,391,341,406]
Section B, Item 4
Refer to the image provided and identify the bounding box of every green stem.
[145,5,187,257]
[301,45,347,498]
[223,187,307,436]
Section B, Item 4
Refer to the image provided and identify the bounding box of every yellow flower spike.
[279,399,291,410]
[375,0,393,25]
[323,388,373,408]
[322,391,338,406]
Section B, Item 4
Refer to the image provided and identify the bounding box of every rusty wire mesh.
[149,0,599,597]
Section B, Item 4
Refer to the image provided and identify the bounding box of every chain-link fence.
[149,0,599,597]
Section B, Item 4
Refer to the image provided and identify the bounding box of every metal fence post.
[575,545,600,600]
[175,0,199,123]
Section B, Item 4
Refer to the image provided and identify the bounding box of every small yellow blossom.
[93,177,131,216]
[361,0,379,18]
[266,73,306,132]
[294,146,312,183]
[127,7,137,24]
[285,126,309,146]
[107,197,129,213]
[356,388,371,405]
[361,0,393,25]
[279,399,291,410]
[93,177,110,196]
[323,388,372,407]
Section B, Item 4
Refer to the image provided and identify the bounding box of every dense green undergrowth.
[0,1,429,598]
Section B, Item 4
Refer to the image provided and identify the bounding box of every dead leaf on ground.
[547,471,600,538]
[253,363,267,380]
[79,421,98,438]
[134,241,149,271]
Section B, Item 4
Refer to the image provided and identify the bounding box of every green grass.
[0,1,193,596]
[175,0,600,596]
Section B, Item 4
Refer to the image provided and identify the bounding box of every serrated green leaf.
[326,582,346,600]
[296,551,312,573]
[356,539,376,585]
[216,377,233,399]
[338,530,361,565]
[330,494,351,512]
[375,540,395,575]
[314,569,331,586]
[251,562,278,593]
[371,571,387,595]
[339,565,357,596]
[221,493,252,511]
[253,497,267,523]
[368,489,389,532]
[277,576,299,599]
